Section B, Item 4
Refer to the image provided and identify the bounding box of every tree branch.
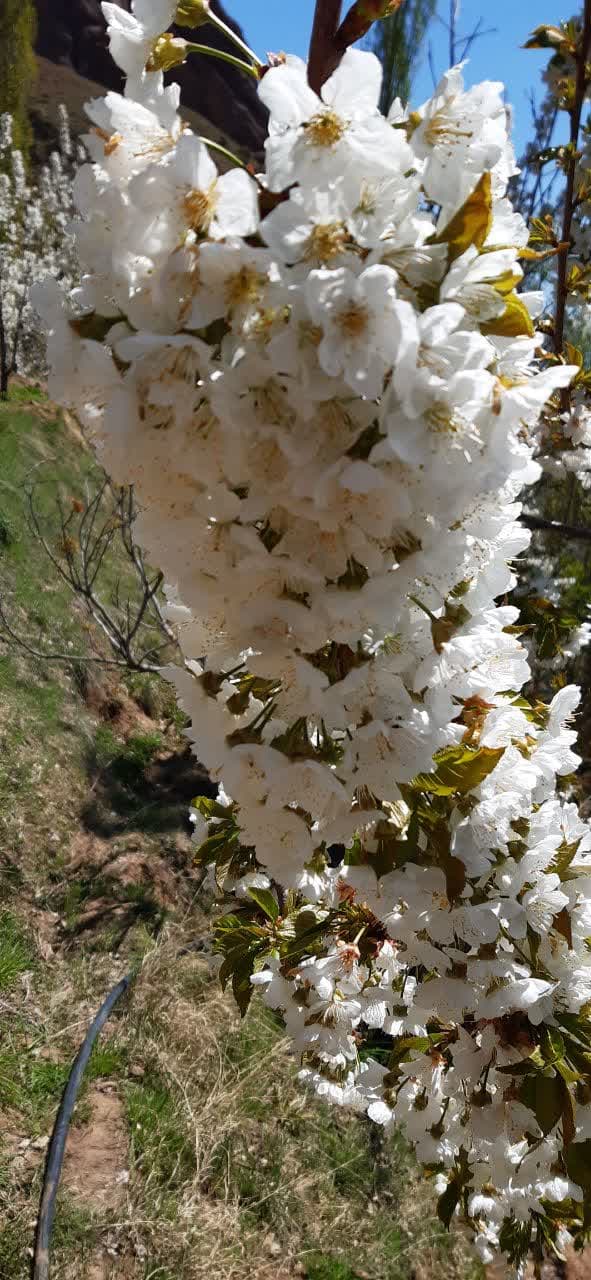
[308,0,343,93]
[521,513,591,541]
[554,1,591,358]
[5,466,182,675]
[449,0,457,66]
[0,597,162,672]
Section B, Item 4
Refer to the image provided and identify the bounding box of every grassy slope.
[0,393,483,1280]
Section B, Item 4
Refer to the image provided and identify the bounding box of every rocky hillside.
[30,53,244,168]
[33,0,267,155]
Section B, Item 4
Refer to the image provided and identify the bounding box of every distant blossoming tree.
[0,108,78,397]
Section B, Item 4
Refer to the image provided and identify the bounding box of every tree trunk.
[0,296,10,399]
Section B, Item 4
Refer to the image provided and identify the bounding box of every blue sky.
[229,0,576,157]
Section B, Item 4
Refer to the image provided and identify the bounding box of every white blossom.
[34,25,591,1266]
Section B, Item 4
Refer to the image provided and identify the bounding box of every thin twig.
[459,20,496,61]
[1,462,181,673]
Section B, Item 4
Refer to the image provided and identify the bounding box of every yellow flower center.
[306,110,346,148]
[298,320,323,350]
[337,303,369,340]
[252,380,291,427]
[417,346,443,371]
[426,403,461,435]
[225,265,266,309]
[423,111,473,148]
[92,127,122,157]
[305,221,348,264]
[183,184,218,234]
[248,307,282,343]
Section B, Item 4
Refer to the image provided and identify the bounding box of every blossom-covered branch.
[33,0,591,1268]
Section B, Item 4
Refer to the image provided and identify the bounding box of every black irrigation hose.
[32,972,134,1280]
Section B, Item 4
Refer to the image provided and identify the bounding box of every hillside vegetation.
[0,391,482,1280]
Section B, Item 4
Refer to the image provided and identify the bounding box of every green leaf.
[437,1178,461,1229]
[481,293,535,339]
[192,795,233,820]
[497,1056,542,1077]
[519,1073,538,1115]
[367,808,420,877]
[410,745,504,797]
[527,924,541,968]
[389,1035,432,1064]
[434,172,492,263]
[555,1059,582,1085]
[232,965,255,1017]
[565,1140,591,1192]
[541,1027,566,1063]
[214,910,247,937]
[551,838,582,878]
[193,827,239,868]
[534,1073,565,1136]
[246,886,279,921]
[490,268,524,297]
[278,907,336,964]
[215,907,273,1019]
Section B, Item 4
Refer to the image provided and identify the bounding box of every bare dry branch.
[521,513,591,541]
[0,464,181,675]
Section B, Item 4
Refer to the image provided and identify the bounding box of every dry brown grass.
[0,906,485,1280]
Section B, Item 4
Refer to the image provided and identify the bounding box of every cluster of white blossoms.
[0,109,78,387]
[35,0,591,1264]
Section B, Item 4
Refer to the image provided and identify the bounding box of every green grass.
[87,1041,129,1080]
[0,400,175,887]
[0,405,104,874]
[0,1222,26,1278]
[50,1199,100,1275]
[305,1259,362,1280]
[93,725,163,786]
[126,1065,196,1194]
[0,911,33,991]
[0,1048,67,1126]
[0,1035,127,1133]
[0,507,17,547]
[5,383,48,403]
[124,670,190,727]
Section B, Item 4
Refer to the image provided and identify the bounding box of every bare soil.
[63,1087,128,1211]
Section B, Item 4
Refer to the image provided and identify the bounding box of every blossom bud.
[175,0,211,27]
[146,33,190,72]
